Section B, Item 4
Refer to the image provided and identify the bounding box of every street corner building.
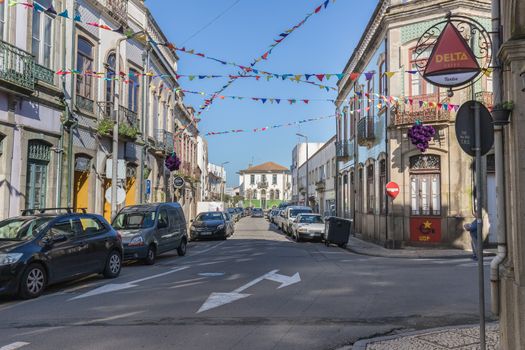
[0,0,204,222]
[238,162,291,209]
[334,0,494,249]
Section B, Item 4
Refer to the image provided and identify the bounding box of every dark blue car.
[0,208,123,299]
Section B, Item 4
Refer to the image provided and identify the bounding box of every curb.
[345,245,496,260]
[350,322,498,350]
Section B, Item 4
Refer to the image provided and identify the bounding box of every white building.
[238,162,291,209]
[291,142,324,204]
[196,136,208,201]
[207,163,226,201]
[297,136,337,215]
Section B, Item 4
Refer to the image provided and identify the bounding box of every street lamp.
[296,133,309,208]
[220,161,229,203]
[111,31,147,221]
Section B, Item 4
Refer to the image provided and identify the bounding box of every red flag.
[262,52,269,60]
[314,5,322,13]
[315,74,325,82]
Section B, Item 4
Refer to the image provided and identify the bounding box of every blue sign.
[146,179,151,195]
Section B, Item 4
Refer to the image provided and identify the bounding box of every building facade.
[335,0,492,248]
[296,136,337,216]
[0,0,202,223]
[239,162,291,209]
[496,0,525,348]
[207,163,226,201]
[291,142,324,204]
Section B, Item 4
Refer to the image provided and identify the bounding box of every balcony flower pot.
[491,101,513,125]
[96,118,114,137]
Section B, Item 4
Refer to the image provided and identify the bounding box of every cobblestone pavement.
[352,323,500,350]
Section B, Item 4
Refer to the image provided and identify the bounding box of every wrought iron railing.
[0,40,34,91]
[357,116,375,145]
[336,139,354,160]
[33,63,55,85]
[153,129,175,154]
[392,92,451,126]
[102,0,128,25]
[97,101,139,127]
[257,181,269,189]
[77,95,95,113]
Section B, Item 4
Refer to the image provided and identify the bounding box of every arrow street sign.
[197,269,301,313]
[69,266,189,301]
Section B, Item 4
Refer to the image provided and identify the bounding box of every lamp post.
[296,133,309,207]
[111,31,146,221]
[220,161,229,203]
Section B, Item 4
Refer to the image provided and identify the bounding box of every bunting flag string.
[204,115,336,136]
[8,0,128,33]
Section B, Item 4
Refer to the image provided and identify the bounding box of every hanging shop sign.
[174,176,185,189]
[415,15,491,91]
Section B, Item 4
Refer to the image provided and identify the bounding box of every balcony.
[336,139,354,161]
[392,92,451,126]
[97,101,140,139]
[153,129,174,154]
[101,0,128,26]
[357,116,376,146]
[315,179,326,191]
[475,91,493,109]
[257,181,269,189]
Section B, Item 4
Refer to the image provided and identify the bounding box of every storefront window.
[26,140,51,210]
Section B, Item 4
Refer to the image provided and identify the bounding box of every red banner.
[410,217,442,243]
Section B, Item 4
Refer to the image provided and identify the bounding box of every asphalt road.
[0,217,491,350]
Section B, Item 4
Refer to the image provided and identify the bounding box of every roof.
[240,162,289,173]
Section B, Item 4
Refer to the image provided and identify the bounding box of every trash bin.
[324,217,352,247]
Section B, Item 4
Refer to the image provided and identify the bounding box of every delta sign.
[422,21,481,88]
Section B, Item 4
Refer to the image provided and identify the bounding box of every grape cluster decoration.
[165,152,181,172]
[407,120,436,152]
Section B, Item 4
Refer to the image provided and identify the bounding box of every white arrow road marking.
[0,342,30,350]
[69,266,189,301]
[197,270,301,313]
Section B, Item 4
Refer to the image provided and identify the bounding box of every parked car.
[273,210,287,230]
[251,208,264,218]
[113,203,188,265]
[223,212,235,235]
[190,212,233,240]
[291,214,325,242]
[235,207,244,218]
[0,208,122,299]
[282,206,313,235]
[244,208,252,217]
[268,209,279,224]
[227,208,240,222]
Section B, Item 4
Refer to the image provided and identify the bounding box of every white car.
[291,214,325,242]
[283,206,313,235]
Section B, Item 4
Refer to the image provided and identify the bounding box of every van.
[282,206,313,235]
[113,203,188,265]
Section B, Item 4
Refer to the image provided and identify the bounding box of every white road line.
[173,277,207,284]
[12,327,64,338]
[0,342,30,350]
[72,311,143,325]
[170,281,206,289]
[189,241,226,257]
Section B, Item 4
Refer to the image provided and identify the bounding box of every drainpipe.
[139,44,150,203]
[56,1,67,208]
[489,0,506,316]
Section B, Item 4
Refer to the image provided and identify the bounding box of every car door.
[44,216,86,283]
[175,207,187,244]
[156,207,170,253]
[78,215,111,273]
[166,207,181,250]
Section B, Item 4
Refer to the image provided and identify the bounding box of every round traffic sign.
[386,182,400,199]
[105,187,126,205]
[455,100,494,157]
[174,176,185,189]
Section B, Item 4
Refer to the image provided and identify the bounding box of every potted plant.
[97,118,114,136]
[118,123,139,140]
[492,100,513,125]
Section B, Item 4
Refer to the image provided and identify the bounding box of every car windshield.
[0,217,52,241]
[299,215,324,224]
[253,209,262,212]
[113,211,156,230]
[196,212,224,221]
[227,209,235,213]
[290,209,312,217]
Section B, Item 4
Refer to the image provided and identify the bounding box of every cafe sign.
[414,15,491,91]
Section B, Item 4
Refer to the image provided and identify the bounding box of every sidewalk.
[344,235,496,259]
[350,323,500,350]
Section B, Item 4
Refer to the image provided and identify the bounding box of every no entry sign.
[385,182,400,200]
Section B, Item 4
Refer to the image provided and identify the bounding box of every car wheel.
[103,250,122,278]
[143,244,156,265]
[19,263,47,299]
[177,239,187,256]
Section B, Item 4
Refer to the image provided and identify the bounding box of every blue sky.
[148,0,378,187]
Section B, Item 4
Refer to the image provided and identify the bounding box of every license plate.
[200,231,212,236]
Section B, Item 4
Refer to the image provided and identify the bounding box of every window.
[410,155,441,216]
[76,37,94,101]
[379,57,386,96]
[379,160,387,214]
[367,164,374,213]
[0,0,6,40]
[32,0,54,68]
[270,190,275,200]
[262,174,267,183]
[128,69,140,112]
[250,174,255,185]
[80,217,106,235]
[275,190,280,200]
[26,141,51,210]
[253,189,257,199]
[358,168,363,213]
[409,47,435,96]
[158,210,169,228]
[105,53,117,104]
[50,218,81,240]
[272,174,277,185]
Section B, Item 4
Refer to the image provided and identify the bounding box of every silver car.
[291,214,325,242]
[113,203,188,265]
